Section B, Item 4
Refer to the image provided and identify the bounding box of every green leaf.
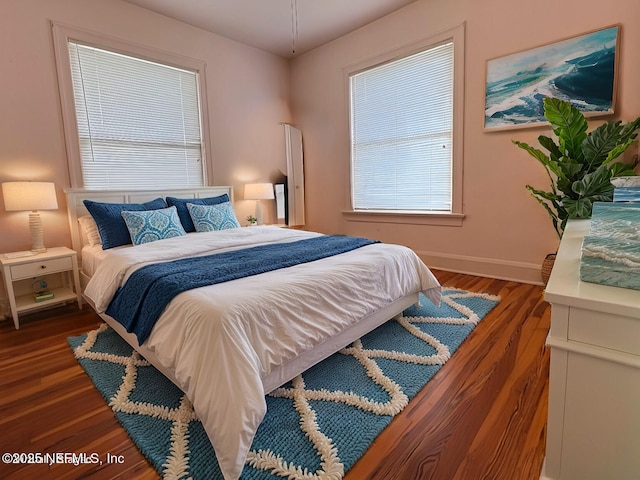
[526,185,562,238]
[564,197,593,218]
[609,161,638,177]
[571,165,614,198]
[602,118,640,164]
[538,135,562,162]
[513,140,549,166]
[525,185,559,201]
[620,117,640,140]
[604,140,636,164]
[513,140,562,188]
[543,97,588,161]
[582,121,624,170]
[556,176,575,198]
[557,207,569,236]
[556,157,583,181]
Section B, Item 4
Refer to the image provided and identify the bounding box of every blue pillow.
[121,206,187,245]
[166,194,230,233]
[187,202,240,231]
[83,197,167,249]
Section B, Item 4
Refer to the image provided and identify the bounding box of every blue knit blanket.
[106,235,379,344]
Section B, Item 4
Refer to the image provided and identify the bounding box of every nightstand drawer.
[10,257,73,280]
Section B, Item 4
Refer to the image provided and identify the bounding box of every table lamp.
[2,181,58,253]
[244,183,274,225]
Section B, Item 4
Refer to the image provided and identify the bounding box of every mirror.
[283,124,305,226]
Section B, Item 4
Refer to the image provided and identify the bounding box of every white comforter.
[84,226,441,479]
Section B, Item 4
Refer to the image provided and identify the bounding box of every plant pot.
[541,253,557,285]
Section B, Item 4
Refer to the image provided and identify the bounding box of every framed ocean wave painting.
[484,25,620,131]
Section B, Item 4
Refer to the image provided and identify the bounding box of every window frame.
[343,23,465,226]
[51,22,212,189]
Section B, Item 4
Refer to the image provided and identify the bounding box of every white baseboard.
[539,459,552,479]
[416,249,544,286]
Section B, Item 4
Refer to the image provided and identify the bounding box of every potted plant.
[514,97,640,237]
[514,97,640,282]
[246,215,258,226]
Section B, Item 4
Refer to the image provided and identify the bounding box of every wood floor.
[0,269,550,480]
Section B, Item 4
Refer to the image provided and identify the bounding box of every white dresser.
[542,219,640,480]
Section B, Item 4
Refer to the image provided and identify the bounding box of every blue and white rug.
[68,288,499,479]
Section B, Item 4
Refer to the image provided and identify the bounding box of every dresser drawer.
[568,307,640,356]
[10,257,73,280]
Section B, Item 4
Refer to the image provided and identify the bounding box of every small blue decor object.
[612,177,640,202]
[580,202,640,290]
[613,187,640,202]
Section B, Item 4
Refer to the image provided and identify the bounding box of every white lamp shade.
[244,183,275,200]
[2,182,58,211]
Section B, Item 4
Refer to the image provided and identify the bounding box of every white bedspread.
[84,226,441,479]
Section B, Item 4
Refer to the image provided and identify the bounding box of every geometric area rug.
[68,288,500,480]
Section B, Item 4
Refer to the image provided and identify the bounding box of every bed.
[65,186,441,480]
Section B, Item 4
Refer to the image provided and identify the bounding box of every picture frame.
[483,25,620,131]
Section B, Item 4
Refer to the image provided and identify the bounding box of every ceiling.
[121,0,418,58]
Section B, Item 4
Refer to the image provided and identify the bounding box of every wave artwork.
[484,25,619,130]
[580,202,640,291]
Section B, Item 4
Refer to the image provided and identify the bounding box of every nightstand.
[0,247,82,329]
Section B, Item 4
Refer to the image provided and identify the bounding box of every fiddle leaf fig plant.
[514,97,640,238]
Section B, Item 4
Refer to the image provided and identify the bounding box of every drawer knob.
[40,265,47,269]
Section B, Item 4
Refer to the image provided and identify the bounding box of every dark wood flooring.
[0,269,549,479]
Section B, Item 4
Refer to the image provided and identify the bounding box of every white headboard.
[65,186,234,260]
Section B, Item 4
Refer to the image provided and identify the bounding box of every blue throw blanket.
[106,235,379,344]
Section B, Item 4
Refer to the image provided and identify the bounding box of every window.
[346,24,464,223]
[53,25,210,189]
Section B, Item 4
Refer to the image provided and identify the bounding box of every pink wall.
[290,0,640,283]
[0,0,291,255]
[1,0,639,288]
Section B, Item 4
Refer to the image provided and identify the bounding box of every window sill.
[341,210,465,226]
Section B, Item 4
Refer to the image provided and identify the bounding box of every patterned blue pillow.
[121,206,187,245]
[166,194,230,233]
[187,202,240,231]
[84,198,167,249]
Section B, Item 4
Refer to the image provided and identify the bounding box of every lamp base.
[29,211,47,253]
[255,201,264,225]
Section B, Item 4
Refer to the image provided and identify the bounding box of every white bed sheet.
[80,244,111,277]
[83,226,441,479]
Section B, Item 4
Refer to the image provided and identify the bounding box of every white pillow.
[78,215,102,246]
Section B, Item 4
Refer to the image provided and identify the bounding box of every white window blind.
[68,42,204,189]
[350,42,453,212]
